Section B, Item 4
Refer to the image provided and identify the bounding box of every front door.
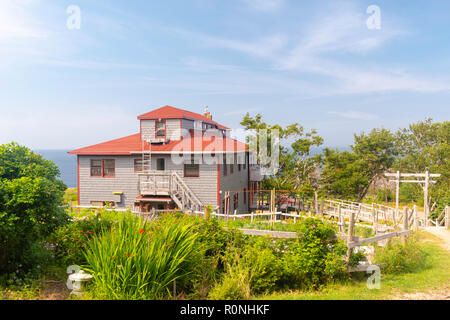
[156,158,165,171]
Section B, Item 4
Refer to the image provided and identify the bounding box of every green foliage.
[46,209,118,267]
[395,119,449,214]
[374,235,427,274]
[240,113,323,191]
[83,213,202,299]
[154,213,234,298]
[398,183,422,204]
[281,218,349,289]
[210,218,354,298]
[0,143,68,275]
[208,266,251,300]
[376,188,393,202]
[320,128,398,202]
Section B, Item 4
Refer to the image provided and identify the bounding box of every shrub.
[46,209,118,267]
[374,235,427,274]
[280,218,348,290]
[376,188,393,202]
[0,143,68,275]
[208,265,251,300]
[84,213,202,299]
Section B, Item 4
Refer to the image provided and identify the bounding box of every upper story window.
[155,120,166,138]
[91,159,115,177]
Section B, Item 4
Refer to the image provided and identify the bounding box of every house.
[69,105,264,213]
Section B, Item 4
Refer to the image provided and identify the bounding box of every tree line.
[240,115,449,215]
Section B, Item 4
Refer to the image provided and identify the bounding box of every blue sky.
[0,0,449,150]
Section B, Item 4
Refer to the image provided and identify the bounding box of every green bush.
[399,183,422,205]
[376,188,393,202]
[210,236,283,298]
[208,261,251,300]
[374,235,427,274]
[0,143,68,276]
[46,209,118,267]
[210,218,354,296]
[280,218,349,290]
[84,213,202,299]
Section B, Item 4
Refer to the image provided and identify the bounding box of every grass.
[257,231,450,300]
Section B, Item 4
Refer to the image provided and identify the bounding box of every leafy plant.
[280,218,349,290]
[83,213,201,299]
[374,235,427,274]
[0,143,68,275]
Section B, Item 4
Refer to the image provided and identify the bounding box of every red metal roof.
[138,105,229,129]
[68,133,247,155]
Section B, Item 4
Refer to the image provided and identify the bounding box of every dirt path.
[423,227,450,251]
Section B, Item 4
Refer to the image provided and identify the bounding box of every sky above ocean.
[1,0,449,151]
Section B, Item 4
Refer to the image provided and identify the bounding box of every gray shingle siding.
[218,152,249,213]
[78,154,220,210]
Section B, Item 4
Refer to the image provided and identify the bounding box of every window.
[223,158,227,176]
[90,160,102,176]
[156,158,165,171]
[103,160,115,177]
[91,159,115,177]
[243,155,247,170]
[230,163,234,175]
[238,164,241,171]
[243,189,247,204]
[134,159,143,172]
[155,120,166,138]
[233,193,238,211]
[184,155,199,177]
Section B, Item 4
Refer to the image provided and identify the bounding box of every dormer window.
[155,120,166,138]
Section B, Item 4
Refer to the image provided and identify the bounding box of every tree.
[394,119,450,215]
[320,128,398,202]
[0,143,68,275]
[240,113,323,194]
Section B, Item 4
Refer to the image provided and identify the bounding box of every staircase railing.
[170,171,203,211]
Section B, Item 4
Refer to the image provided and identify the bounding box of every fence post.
[413,205,418,231]
[403,207,409,246]
[346,210,356,264]
[446,206,449,230]
[373,208,378,235]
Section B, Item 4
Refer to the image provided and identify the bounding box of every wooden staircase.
[138,171,203,211]
[170,171,203,212]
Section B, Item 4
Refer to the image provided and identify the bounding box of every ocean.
[34,150,77,188]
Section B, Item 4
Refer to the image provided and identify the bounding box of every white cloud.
[176,2,450,95]
[328,111,379,120]
[0,0,46,40]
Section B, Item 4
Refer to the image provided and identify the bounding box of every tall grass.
[83,213,200,299]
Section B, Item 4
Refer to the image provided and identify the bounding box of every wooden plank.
[348,230,410,248]
[235,228,298,238]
